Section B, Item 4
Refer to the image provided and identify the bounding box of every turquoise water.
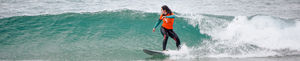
[1,9,300,61]
[1,0,300,61]
[0,10,209,60]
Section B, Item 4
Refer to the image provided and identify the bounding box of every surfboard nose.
[143,49,165,56]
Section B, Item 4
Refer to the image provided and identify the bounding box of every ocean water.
[0,0,300,61]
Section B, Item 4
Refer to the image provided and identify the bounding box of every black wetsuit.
[153,14,180,50]
[160,26,181,50]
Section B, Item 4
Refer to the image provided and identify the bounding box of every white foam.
[212,16,300,50]
[167,15,300,58]
[164,44,196,59]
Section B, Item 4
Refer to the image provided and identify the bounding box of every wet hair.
[161,5,172,16]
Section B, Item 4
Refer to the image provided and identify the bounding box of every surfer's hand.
[162,16,166,18]
[152,28,156,32]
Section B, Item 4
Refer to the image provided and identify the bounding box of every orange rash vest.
[159,13,174,29]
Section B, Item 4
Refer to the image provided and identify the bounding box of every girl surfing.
[153,5,181,51]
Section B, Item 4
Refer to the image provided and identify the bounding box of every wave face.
[0,10,300,60]
[1,0,300,60]
[0,10,206,60]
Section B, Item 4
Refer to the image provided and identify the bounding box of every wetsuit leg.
[168,30,181,50]
[160,27,169,50]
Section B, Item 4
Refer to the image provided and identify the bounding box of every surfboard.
[143,49,166,56]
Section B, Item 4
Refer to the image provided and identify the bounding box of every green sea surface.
[0,10,208,60]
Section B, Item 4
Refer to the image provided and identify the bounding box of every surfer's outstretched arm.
[154,19,162,28]
[153,19,162,32]
[165,15,175,18]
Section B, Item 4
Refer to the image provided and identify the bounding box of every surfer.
[152,5,181,51]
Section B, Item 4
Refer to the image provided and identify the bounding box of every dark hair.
[161,5,172,16]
